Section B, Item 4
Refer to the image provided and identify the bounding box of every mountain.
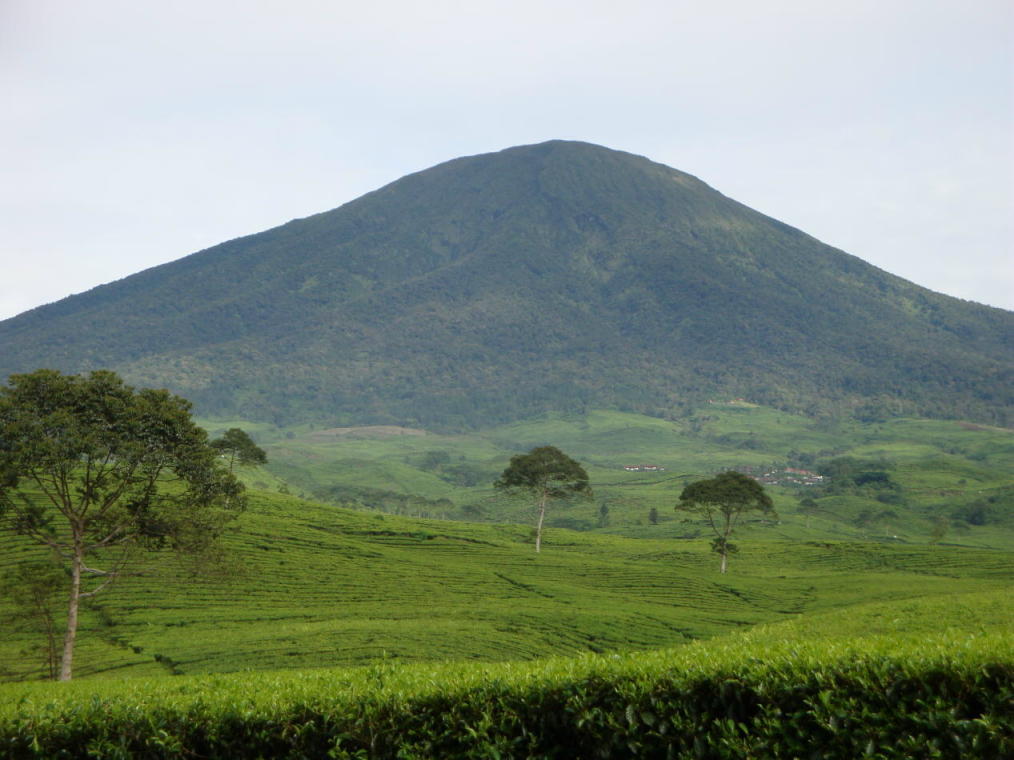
[1,140,1011,428]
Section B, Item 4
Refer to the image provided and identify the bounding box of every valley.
[216,405,1013,549]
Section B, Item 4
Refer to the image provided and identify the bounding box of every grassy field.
[204,405,1014,548]
[2,485,1011,683]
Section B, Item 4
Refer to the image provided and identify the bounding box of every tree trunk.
[59,546,83,681]
[535,494,546,553]
[719,549,728,574]
[44,608,58,680]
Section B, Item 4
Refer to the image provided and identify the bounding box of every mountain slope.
[1,140,1010,427]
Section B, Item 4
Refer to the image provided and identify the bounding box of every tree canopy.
[211,428,267,472]
[494,446,590,553]
[676,471,774,573]
[0,369,244,680]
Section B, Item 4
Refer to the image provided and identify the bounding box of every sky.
[2,0,1012,321]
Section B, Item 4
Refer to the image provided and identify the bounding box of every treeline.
[313,483,456,519]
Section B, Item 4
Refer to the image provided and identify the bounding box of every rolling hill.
[1,140,1010,428]
[2,489,1010,681]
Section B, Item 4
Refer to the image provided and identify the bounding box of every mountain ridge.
[2,140,1010,428]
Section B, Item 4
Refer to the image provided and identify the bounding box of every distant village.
[728,465,825,487]
[619,463,825,487]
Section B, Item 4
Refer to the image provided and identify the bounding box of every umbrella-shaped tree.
[494,446,590,553]
[676,471,774,573]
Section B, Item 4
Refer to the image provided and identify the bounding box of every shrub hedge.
[1,631,1010,759]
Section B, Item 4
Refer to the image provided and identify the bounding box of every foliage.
[210,428,267,472]
[2,483,1010,681]
[0,369,244,680]
[312,482,456,517]
[210,406,1013,548]
[0,624,1009,758]
[495,446,591,552]
[1,141,1010,430]
[677,471,774,573]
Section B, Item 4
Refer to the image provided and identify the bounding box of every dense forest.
[1,140,1010,429]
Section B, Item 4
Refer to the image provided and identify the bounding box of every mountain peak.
[2,143,1010,428]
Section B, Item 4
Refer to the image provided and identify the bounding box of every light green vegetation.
[1,483,1011,682]
[205,405,1013,548]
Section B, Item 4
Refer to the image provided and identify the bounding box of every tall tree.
[210,428,267,473]
[494,446,590,553]
[0,369,244,680]
[676,471,774,573]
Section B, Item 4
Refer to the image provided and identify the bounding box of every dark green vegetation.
[1,141,1010,429]
[0,370,244,681]
[677,471,774,573]
[211,427,267,473]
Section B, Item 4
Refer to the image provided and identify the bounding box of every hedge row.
[1,632,1011,759]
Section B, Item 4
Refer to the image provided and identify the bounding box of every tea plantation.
[1,406,1010,756]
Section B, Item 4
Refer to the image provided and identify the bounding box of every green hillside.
[2,141,1010,428]
[2,484,1011,682]
[209,405,1014,550]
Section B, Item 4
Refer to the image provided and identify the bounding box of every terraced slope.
[2,491,1010,681]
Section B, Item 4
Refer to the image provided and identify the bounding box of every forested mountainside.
[2,140,1010,428]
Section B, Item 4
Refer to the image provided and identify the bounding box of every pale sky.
[2,0,1012,321]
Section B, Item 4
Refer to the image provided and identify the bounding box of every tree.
[210,428,267,473]
[0,369,244,680]
[676,471,774,573]
[929,515,950,544]
[494,446,590,553]
[854,508,881,537]
[648,507,659,525]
